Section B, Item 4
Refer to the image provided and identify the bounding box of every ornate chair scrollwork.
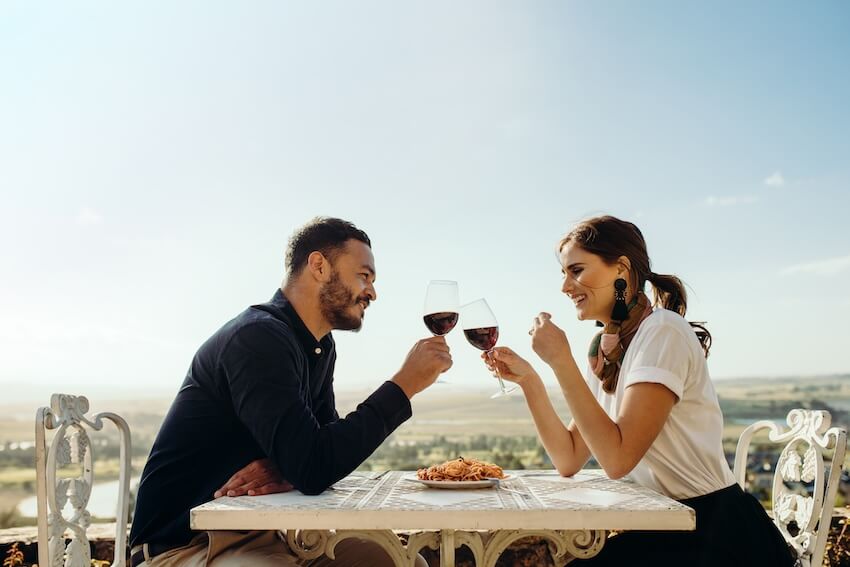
[734,409,847,567]
[36,393,132,567]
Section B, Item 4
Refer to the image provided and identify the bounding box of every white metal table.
[191,469,695,566]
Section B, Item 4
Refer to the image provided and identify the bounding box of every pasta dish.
[416,457,505,481]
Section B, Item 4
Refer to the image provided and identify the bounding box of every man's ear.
[306,251,331,282]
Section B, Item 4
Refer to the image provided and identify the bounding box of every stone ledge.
[0,523,119,546]
[1,524,119,566]
[1,527,558,566]
[4,513,850,567]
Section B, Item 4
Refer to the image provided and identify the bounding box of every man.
[129,217,451,566]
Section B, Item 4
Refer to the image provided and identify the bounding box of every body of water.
[17,477,139,519]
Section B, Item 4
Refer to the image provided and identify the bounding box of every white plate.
[404,474,511,489]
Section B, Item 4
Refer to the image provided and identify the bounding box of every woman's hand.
[530,312,573,370]
[482,346,539,386]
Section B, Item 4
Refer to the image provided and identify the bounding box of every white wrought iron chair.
[36,393,132,567]
[734,409,847,567]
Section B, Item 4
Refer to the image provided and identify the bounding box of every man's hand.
[391,336,453,399]
[213,458,293,498]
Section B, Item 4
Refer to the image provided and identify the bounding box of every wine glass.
[460,298,517,399]
[423,280,459,383]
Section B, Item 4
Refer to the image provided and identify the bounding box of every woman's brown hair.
[559,215,712,356]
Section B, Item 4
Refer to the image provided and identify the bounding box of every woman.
[484,216,793,566]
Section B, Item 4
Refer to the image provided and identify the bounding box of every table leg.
[284,528,604,567]
[480,529,607,567]
[440,529,455,567]
[284,529,439,567]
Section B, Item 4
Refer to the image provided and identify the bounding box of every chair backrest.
[35,393,132,567]
[734,409,847,567]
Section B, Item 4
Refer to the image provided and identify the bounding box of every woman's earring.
[611,278,629,321]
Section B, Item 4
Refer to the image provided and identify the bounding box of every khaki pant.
[137,530,428,567]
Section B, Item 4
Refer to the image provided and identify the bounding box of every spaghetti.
[416,457,505,481]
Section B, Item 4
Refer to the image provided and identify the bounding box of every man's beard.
[319,270,367,332]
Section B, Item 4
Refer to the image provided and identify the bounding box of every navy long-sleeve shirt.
[129,290,412,547]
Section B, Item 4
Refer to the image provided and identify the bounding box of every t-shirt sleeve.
[622,322,691,401]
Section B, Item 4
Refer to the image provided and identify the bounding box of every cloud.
[703,195,758,207]
[764,171,785,187]
[75,207,103,226]
[781,254,850,277]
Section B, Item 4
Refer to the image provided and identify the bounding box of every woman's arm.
[486,348,591,476]
[520,374,591,476]
[530,313,677,479]
[549,356,676,479]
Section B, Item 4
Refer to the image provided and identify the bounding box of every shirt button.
[314,347,322,355]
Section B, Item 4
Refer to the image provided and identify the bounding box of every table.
[191,469,695,567]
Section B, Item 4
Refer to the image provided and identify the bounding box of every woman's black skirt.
[572,483,796,567]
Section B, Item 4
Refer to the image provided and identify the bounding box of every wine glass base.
[490,386,518,399]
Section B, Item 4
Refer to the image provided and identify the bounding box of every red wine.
[423,312,459,336]
[464,326,499,350]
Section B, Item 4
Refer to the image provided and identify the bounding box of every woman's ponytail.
[647,271,712,357]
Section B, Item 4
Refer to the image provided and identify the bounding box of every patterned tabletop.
[191,469,695,532]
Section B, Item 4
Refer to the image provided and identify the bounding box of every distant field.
[4,374,849,446]
[714,375,850,401]
[0,398,173,445]
[373,387,570,441]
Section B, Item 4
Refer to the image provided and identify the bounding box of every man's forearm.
[270,381,411,494]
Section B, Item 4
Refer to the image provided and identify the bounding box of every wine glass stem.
[486,348,509,393]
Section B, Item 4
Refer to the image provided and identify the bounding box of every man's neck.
[280,284,331,340]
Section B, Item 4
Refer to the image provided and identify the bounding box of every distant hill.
[3,374,849,445]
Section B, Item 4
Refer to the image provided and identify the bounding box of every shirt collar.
[270,289,332,357]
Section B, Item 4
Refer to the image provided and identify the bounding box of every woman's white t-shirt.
[584,308,736,500]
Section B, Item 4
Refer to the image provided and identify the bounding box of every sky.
[1,1,849,402]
